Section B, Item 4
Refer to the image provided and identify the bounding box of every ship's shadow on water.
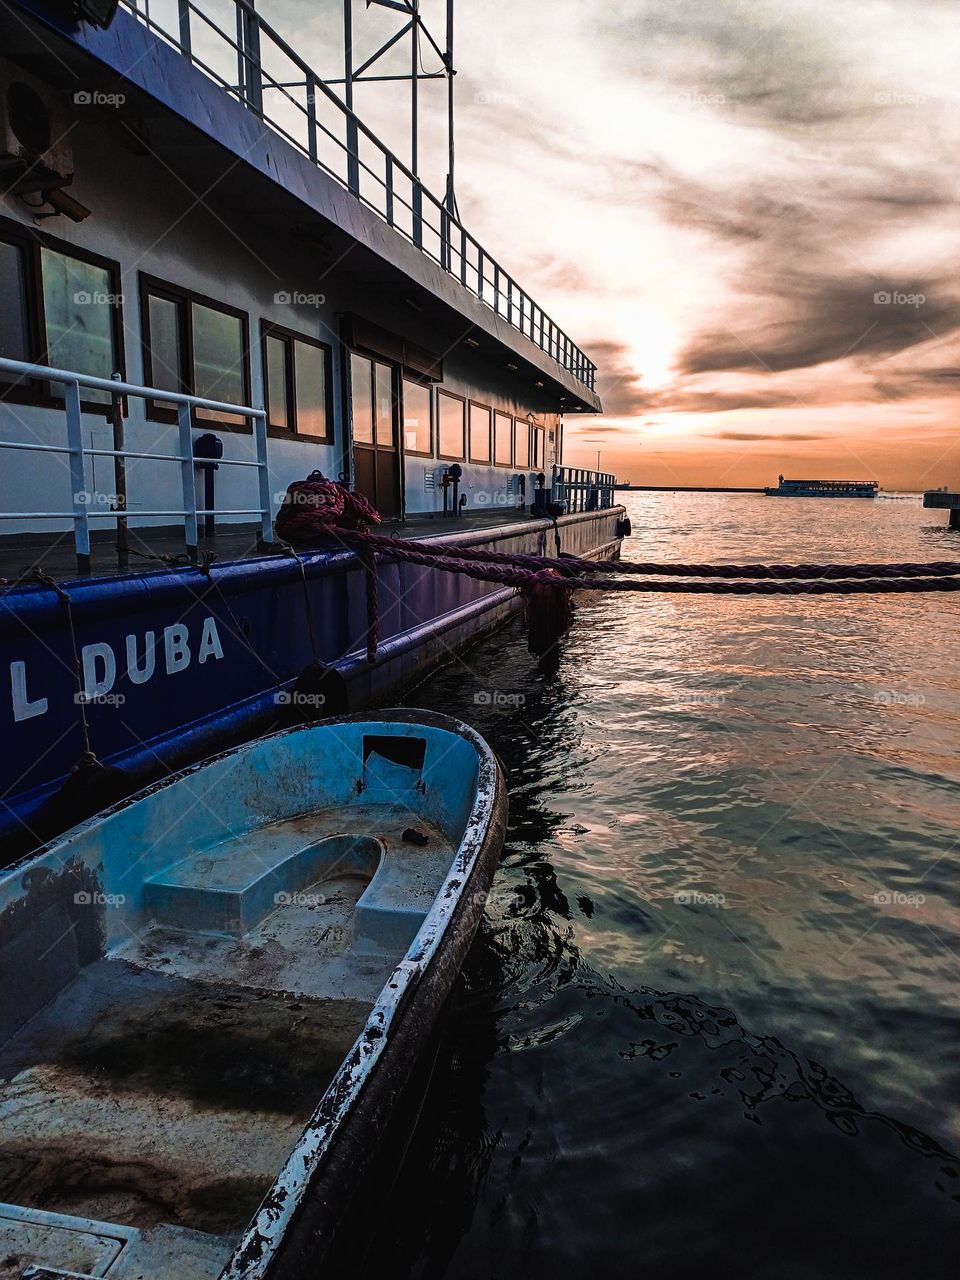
[359,871,960,1280]
[353,613,960,1280]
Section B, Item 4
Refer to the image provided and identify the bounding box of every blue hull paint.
[0,511,622,848]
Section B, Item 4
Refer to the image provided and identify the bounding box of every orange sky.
[297,1,960,490]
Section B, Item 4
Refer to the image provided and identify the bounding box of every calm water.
[363,492,960,1279]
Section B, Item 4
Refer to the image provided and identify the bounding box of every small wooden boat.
[0,710,507,1279]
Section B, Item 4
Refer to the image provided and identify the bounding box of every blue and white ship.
[0,0,624,853]
[764,475,879,498]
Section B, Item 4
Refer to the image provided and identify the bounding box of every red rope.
[340,540,960,596]
[273,476,960,663]
[356,534,960,582]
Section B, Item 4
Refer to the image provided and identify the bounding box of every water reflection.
[364,495,959,1276]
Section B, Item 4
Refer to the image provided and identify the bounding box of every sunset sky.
[300,0,960,490]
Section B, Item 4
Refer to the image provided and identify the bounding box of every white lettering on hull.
[81,642,117,701]
[8,617,225,722]
[10,661,48,722]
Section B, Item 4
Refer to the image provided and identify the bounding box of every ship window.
[141,276,250,429]
[494,412,513,466]
[532,426,544,468]
[147,294,184,412]
[264,334,289,430]
[402,378,432,455]
[0,240,29,384]
[0,225,123,411]
[192,303,246,425]
[374,362,394,446]
[351,352,374,444]
[514,419,530,469]
[294,340,329,439]
[469,402,491,464]
[261,323,333,441]
[437,390,465,460]
[41,248,116,404]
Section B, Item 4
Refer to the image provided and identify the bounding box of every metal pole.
[344,0,360,192]
[411,0,419,176]
[445,0,455,214]
[177,0,191,55]
[110,372,128,572]
[65,379,91,575]
[254,410,273,547]
[176,401,199,557]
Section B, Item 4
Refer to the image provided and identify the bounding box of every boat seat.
[142,824,438,953]
[143,832,383,936]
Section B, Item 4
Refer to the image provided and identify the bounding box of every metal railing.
[118,0,597,393]
[0,357,272,574]
[551,465,617,513]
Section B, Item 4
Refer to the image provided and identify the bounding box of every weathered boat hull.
[248,743,506,1277]
[0,711,508,1279]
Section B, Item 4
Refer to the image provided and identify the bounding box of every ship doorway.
[348,351,402,521]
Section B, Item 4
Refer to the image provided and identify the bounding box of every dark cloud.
[708,431,822,441]
[598,0,865,128]
[680,274,960,375]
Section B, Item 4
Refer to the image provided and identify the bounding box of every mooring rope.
[346,531,960,583]
[329,538,960,596]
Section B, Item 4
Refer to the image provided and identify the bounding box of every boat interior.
[0,720,480,1279]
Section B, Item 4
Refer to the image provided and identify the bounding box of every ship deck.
[0,509,549,586]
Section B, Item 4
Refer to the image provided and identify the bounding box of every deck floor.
[0,508,544,585]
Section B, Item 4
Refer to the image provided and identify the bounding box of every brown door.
[349,352,402,520]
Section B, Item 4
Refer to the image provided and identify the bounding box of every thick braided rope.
[341,538,960,595]
[351,532,960,582]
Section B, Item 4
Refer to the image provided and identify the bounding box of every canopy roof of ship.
[6,0,601,413]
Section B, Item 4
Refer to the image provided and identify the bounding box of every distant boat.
[0,711,507,1278]
[764,474,879,498]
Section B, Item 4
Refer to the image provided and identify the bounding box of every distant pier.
[923,490,960,530]
[614,484,765,494]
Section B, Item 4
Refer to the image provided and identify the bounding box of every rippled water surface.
[364,493,960,1279]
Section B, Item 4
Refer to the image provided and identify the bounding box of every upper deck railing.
[118,0,597,393]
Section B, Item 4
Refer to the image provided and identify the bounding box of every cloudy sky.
[300,0,960,489]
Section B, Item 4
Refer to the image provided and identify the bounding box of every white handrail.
[0,356,273,573]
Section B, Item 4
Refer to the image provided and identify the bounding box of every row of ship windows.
[0,224,546,469]
[351,352,546,470]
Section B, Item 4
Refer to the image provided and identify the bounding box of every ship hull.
[0,509,621,856]
[763,490,878,498]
